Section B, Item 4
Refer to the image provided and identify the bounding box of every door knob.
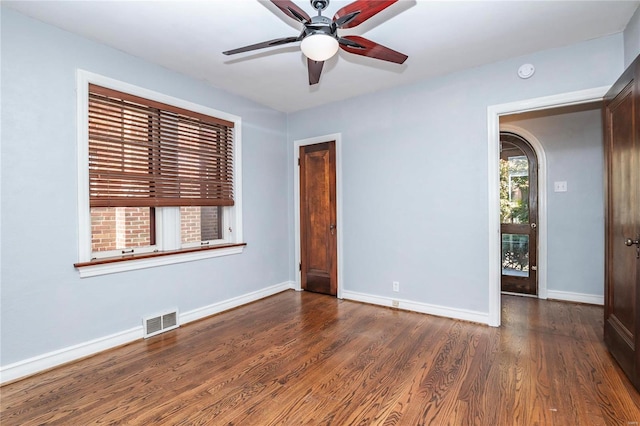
[625,237,640,247]
[626,236,640,259]
[530,223,537,229]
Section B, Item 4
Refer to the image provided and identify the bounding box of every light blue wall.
[624,5,640,67]
[287,34,624,313]
[0,9,289,365]
[503,106,604,297]
[0,4,631,370]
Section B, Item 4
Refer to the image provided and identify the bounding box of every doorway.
[500,132,538,295]
[294,133,344,298]
[487,86,610,326]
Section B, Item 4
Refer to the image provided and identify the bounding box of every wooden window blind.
[88,84,235,208]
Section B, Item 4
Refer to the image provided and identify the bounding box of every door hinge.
[298,158,300,166]
[299,262,302,271]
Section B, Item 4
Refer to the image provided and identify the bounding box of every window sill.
[74,243,247,278]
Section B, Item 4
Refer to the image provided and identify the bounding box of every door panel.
[500,133,538,295]
[604,54,640,391]
[300,142,337,296]
[502,233,530,278]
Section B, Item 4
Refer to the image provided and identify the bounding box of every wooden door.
[299,142,337,296]
[500,132,539,295]
[604,54,640,391]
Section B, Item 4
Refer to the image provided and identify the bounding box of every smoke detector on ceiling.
[518,63,535,79]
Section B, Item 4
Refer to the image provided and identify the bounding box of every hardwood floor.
[2,291,639,425]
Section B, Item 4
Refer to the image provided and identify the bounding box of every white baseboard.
[0,281,295,384]
[0,326,143,385]
[546,290,604,305]
[180,281,294,324]
[341,290,489,325]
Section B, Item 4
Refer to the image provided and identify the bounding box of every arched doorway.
[500,132,539,295]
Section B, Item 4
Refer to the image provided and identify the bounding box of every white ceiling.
[4,0,639,113]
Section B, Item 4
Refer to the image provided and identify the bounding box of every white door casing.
[487,86,610,327]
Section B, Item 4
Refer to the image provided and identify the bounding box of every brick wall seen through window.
[91,206,222,252]
[91,207,153,252]
[181,206,221,243]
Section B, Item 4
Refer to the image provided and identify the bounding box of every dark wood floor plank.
[2,291,639,425]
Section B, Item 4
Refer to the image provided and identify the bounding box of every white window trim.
[77,245,245,278]
[76,70,244,277]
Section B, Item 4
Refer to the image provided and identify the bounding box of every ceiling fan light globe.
[301,34,339,61]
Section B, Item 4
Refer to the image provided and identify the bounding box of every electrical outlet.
[393,281,400,292]
[392,300,399,308]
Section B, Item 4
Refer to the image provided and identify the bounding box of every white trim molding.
[0,281,294,384]
[487,86,610,327]
[293,133,344,299]
[342,290,489,325]
[546,290,604,305]
[180,281,294,324]
[0,326,142,386]
[77,246,246,278]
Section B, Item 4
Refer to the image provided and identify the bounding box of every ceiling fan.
[223,0,408,85]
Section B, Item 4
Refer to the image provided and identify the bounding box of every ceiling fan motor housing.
[304,15,337,38]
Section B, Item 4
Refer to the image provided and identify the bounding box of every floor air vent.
[143,309,179,338]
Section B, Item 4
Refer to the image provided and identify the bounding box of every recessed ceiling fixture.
[223,0,408,85]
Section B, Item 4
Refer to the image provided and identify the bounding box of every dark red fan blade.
[223,36,299,55]
[333,0,398,29]
[271,0,311,23]
[339,35,407,64]
[307,58,324,85]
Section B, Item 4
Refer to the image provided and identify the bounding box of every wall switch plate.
[393,281,399,292]
[554,181,567,192]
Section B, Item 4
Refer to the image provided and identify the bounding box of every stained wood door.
[500,132,538,295]
[299,141,337,296]
[604,54,640,391]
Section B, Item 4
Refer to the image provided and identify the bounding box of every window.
[180,206,223,246]
[91,207,156,255]
[76,71,244,277]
